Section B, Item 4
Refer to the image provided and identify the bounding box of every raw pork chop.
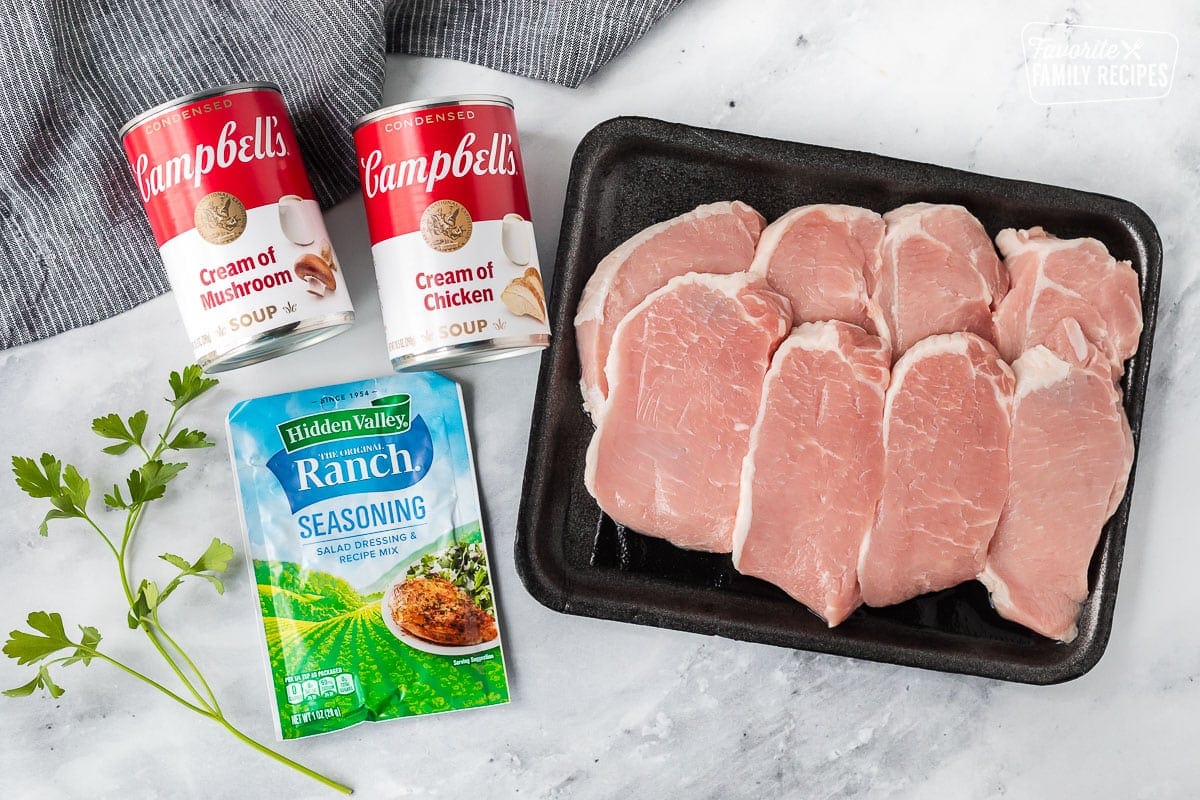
[992,227,1142,378]
[575,201,766,416]
[749,205,890,346]
[858,332,1015,607]
[979,318,1134,641]
[584,272,791,553]
[732,321,890,625]
[875,203,1007,358]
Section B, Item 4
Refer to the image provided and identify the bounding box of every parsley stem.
[80,504,213,714]
[152,612,222,714]
[137,606,214,712]
[83,516,121,563]
[214,718,353,795]
[110,503,216,715]
[150,406,181,461]
[88,650,350,793]
[126,572,215,714]
[90,652,212,717]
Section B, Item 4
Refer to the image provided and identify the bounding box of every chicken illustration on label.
[501,266,547,324]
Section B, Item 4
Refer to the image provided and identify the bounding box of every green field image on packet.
[227,373,509,739]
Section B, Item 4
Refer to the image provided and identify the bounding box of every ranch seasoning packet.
[226,373,509,740]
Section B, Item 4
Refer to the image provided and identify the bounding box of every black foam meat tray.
[514,116,1161,684]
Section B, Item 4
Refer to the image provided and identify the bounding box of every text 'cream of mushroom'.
[120,83,354,372]
[354,95,551,371]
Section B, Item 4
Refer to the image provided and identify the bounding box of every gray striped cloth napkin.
[0,0,684,349]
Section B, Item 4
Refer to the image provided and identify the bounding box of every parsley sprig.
[4,366,351,795]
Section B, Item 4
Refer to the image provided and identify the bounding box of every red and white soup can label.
[354,94,550,371]
[120,83,354,372]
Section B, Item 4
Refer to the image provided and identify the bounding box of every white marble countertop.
[2,1,1197,797]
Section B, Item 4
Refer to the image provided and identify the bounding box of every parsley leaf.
[167,365,218,411]
[4,666,64,698]
[37,510,75,537]
[61,465,90,511]
[92,412,131,442]
[12,456,89,535]
[3,615,103,696]
[103,484,129,510]
[92,410,151,455]
[190,538,235,574]
[12,453,62,498]
[164,428,213,451]
[158,538,236,604]
[127,580,160,629]
[125,460,187,506]
[127,410,149,446]
[63,626,102,667]
[3,611,73,665]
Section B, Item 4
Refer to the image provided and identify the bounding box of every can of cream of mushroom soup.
[120,83,354,372]
[354,94,550,371]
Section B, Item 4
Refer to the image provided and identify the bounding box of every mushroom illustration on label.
[501,267,547,324]
[501,213,532,266]
[279,194,315,246]
[295,252,336,297]
[319,239,336,270]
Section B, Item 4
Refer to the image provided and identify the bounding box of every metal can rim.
[353,94,515,131]
[118,81,283,140]
[199,311,356,373]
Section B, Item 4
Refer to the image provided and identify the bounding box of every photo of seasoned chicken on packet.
[227,373,509,740]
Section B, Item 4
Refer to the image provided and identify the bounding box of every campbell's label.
[122,86,354,369]
[355,99,550,367]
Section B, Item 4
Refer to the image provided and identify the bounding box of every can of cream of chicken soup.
[120,83,354,372]
[354,94,550,370]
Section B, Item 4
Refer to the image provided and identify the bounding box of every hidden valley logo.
[267,394,433,511]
